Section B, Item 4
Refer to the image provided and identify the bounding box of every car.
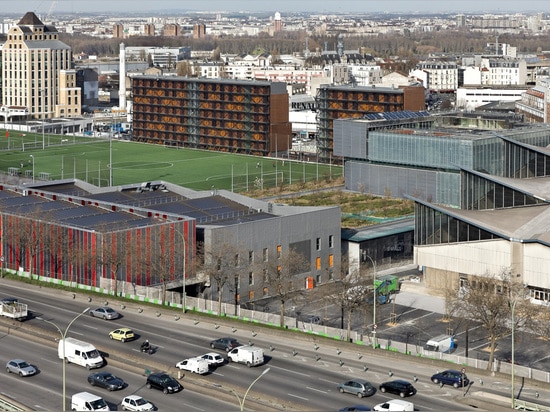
[373,399,414,411]
[1,297,18,304]
[109,327,135,342]
[339,406,372,412]
[87,371,125,391]
[175,357,209,374]
[337,379,376,398]
[121,395,155,411]
[302,314,323,325]
[146,372,183,394]
[378,380,416,398]
[89,306,120,320]
[209,337,241,352]
[430,369,470,388]
[201,352,225,366]
[6,359,37,376]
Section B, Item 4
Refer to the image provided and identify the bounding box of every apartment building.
[411,61,459,92]
[1,12,80,119]
[132,76,292,156]
[515,77,550,123]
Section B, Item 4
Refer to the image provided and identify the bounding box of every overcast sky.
[6,0,550,15]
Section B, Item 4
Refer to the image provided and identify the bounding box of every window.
[248,272,254,286]
[316,238,321,250]
[234,254,239,267]
[263,268,268,282]
[263,287,268,297]
[277,245,282,259]
[216,258,221,271]
[248,251,254,264]
[328,270,334,280]
[316,274,321,284]
[249,290,254,300]
[263,248,268,262]
[329,235,334,248]
[316,257,321,270]
[329,254,334,267]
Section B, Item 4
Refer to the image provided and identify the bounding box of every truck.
[424,334,456,353]
[366,275,400,305]
[71,392,109,411]
[58,337,104,369]
[227,345,264,367]
[0,297,28,321]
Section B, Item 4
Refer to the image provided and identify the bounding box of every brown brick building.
[132,76,292,156]
[317,84,426,162]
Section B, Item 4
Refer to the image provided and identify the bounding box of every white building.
[456,86,528,111]
[411,61,458,91]
[463,57,527,86]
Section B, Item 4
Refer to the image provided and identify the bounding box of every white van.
[373,399,414,411]
[71,392,110,411]
[424,334,456,353]
[175,357,209,375]
[58,337,104,369]
[227,345,264,367]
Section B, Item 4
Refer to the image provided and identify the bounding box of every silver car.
[89,306,120,320]
[6,359,37,376]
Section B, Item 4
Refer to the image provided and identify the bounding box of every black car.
[431,369,470,388]
[378,380,416,398]
[146,372,183,394]
[87,371,125,391]
[209,337,241,352]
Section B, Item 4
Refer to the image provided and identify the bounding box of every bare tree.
[145,230,173,306]
[200,239,245,316]
[94,229,128,297]
[452,269,532,371]
[262,247,309,328]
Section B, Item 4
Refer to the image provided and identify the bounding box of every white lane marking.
[306,386,327,394]
[269,364,310,377]
[288,393,309,401]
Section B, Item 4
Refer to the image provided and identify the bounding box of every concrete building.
[1,12,80,119]
[0,179,340,308]
[456,85,528,111]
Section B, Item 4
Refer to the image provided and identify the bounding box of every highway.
[0,277,546,411]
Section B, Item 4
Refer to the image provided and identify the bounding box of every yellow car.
[109,328,135,342]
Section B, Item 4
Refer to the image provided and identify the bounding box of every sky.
[6,0,550,15]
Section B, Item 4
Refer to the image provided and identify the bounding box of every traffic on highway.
[1,277,547,411]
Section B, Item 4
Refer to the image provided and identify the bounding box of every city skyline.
[7,0,550,16]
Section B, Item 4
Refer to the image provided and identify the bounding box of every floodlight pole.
[29,155,34,182]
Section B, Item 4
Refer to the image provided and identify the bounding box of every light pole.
[37,307,90,411]
[29,155,34,182]
[41,89,45,150]
[365,254,377,349]
[171,225,187,313]
[229,367,270,411]
[510,284,526,409]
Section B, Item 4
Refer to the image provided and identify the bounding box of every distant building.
[273,12,283,33]
[193,23,206,39]
[113,23,124,38]
[143,23,155,36]
[163,23,181,37]
[1,12,80,119]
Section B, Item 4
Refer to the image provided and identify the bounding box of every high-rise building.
[273,12,283,33]
[193,23,206,39]
[1,12,79,119]
[113,23,124,38]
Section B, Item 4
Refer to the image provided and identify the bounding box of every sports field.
[0,131,342,192]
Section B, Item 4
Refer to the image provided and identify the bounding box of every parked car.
[121,395,155,411]
[109,327,135,342]
[209,337,241,352]
[87,371,125,391]
[146,372,182,394]
[201,352,225,366]
[89,306,120,320]
[6,359,37,376]
[337,379,376,398]
[339,405,372,412]
[378,380,416,398]
[430,369,470,388]
[302,314,323,325]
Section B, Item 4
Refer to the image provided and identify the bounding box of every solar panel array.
[363,110,430,121]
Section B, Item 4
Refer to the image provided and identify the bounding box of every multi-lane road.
[0,277,547,411]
